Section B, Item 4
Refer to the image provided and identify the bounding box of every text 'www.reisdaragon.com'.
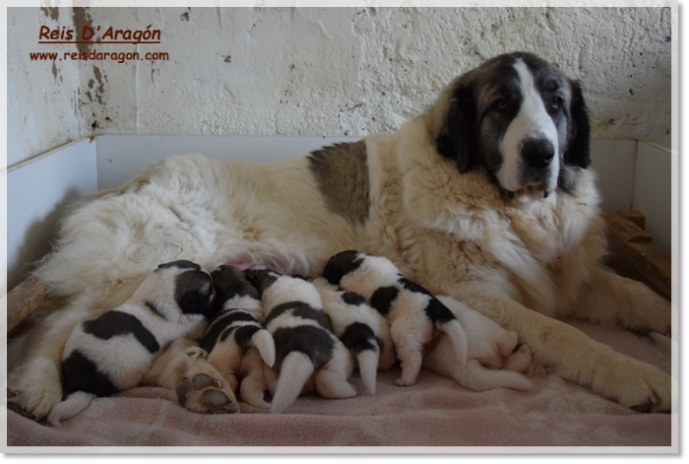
[30,50,170,64]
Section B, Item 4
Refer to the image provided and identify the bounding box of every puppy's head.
[433,52,590,197]
[244,268,280,293]
[322,250,366,285]
[135,260,214,317]
[210,265,262,315]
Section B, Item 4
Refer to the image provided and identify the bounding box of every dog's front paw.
[581,349,672,414]
[175,357,240,414]
[7,357,63,421]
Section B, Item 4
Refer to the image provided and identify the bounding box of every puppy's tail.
[47,391,96,426]
[250,329,276,368]
[270,352,314,414]
[356,349,379,395]
[458,359,533,392]
[436,317,469,371]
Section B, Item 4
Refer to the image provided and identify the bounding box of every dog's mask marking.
[61,350,119,398]
[264,301,333,332]
[271,325,335,372]
[435,52,589,196]
[307,141,370,227]
[82,310,160,354]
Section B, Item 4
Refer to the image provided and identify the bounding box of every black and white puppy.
[247,269,356,414]
[47,260,214,425]
[199,265,275,409]
[323,251,468,387]
[311,278,396,395]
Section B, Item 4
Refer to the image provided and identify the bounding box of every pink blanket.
[5,320,673,448]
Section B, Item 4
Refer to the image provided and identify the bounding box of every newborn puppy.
[423,296,533,392]
[199,265,275,409]
[247,269,356,413]
[311,278,396,395]
[323,250,468,387]
[48,260,214,425]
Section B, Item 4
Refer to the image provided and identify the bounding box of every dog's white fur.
[311,277,396,394]
[7,54,672,419]
[47,264,211,425]
[324,252,469,387]
[257,272,356,413]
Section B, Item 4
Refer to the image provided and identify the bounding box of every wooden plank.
[5,274,46,333]
[618,210,646,230]
[603,211,671,298]
[603,211,652,244]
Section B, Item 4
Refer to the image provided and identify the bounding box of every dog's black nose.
[521,138,555,167]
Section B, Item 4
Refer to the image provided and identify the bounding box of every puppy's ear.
[244,269,277,291]
[564,80,591,169]
[323,250,363,285]
[436,83,478,173]
[176,271,214,315]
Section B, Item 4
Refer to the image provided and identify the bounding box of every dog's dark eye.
[495,99,508,111]
[552,97,563,110]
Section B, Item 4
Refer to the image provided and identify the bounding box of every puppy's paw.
[502,344,532,373]
[7,357,63,421]
[175,358,240,414]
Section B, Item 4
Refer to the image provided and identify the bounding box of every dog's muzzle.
[521,138,554,168]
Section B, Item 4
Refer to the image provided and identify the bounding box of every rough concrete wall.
[7,7,83,167]
[7,6,672,167]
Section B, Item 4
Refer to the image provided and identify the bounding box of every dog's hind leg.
[502,344,532,373]
[314,346,357,399]
[390,320,425,387]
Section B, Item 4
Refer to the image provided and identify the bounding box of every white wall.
[7,5,672,167]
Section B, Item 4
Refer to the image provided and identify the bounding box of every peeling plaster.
[7,6,674,167]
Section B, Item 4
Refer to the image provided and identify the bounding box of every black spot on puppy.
[369,286,399,316]
[399,277,433,296]
[265,301,333,332]
[340,322,377,355]
[61,350,118,398]
[423,299,457,325]
[199,310,258,352]
[232,325,262,352]
[341,291,365,306]
[82,310,160,353]
[272,326,335,372]
[175,270,214,315]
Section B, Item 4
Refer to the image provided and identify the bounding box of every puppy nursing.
[199,265,275,408]
[323,251,469,387]
[248,270,356,413]
[47,260,214,425]
[311,278,396,395]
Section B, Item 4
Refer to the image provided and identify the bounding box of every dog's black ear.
[564,80,591,169]
[323,250,362,285]
[176,271,214,315]
[436,83,478,173]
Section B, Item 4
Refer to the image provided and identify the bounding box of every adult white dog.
[8,52,671,419]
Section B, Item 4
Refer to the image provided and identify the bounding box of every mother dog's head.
[430,52,590,197]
